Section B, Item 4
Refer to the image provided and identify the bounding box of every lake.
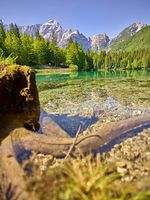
[36,70,150,136]
[36,70,150,82]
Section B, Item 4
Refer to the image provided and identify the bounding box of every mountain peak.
[112,22,145,42]
[132,22,142,25]
[129,22,144,34]
[43,19,61,27]
[91,33,110,51]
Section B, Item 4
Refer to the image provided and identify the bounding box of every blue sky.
[0,0,150,38]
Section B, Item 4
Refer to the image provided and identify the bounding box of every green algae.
[38,76,150,115]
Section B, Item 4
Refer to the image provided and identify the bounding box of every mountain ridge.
[1,19,147,51]
[110,25,150,51]
[109,22,146,51]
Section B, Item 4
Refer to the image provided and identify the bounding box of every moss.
[19,65,32,75]
[27,154,150,200]
[0,65,32,79]
[5,65,32,77]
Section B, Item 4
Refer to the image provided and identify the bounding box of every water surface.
[36,70,150,83]
[36,70,150,136]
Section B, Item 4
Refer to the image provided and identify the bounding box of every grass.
[0,54,17,66]
[27,154,150,200]
[0,53,32,77]
[0,54,17,76]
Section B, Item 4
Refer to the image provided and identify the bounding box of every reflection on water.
[36,70,150,83]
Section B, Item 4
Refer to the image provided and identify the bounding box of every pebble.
[28,152,54,172]
[102,129,150,182]
[117,167,128,175]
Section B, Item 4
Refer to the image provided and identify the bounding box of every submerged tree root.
[0,114,150,199]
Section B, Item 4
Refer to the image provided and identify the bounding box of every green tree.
[66,41,78,66]
[9,23,20,38]
[5,24,22,63]
[48,36,65,67]
[142,56,150,69]
[21,33,34,65]
[0,21,6,50]
[33,36,49,65]
[66,41,85,70]
[77,45,85,70]
[85,50,94,70]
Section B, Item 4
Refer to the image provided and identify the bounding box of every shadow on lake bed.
[39,108,99,137]
[94,122,150,154]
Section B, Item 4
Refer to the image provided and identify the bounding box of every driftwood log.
[8,114,150,157]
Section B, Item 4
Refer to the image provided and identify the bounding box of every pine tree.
[0,21,6,47]
[66,41,78,66]
[85,50,94,70]
[9,23,20,38]
[5,25,22,64]
[77,45,85,70]
[21,33,34,65]
[33,35,49,65]
[48,35,64,67]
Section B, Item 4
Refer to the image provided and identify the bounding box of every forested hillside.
[110,26,150,51]
[0,22,150,70]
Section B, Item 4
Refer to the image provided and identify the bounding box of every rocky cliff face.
[38,20,64,43]
[18,20,92,51]
[0,65,40,140]
[19,24,41,35]
[117,22,144,38]
[91,33,110,51]
[59,29,91,51]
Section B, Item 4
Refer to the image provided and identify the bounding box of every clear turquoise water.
[36,70,150,83]
[37,70,150,136]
